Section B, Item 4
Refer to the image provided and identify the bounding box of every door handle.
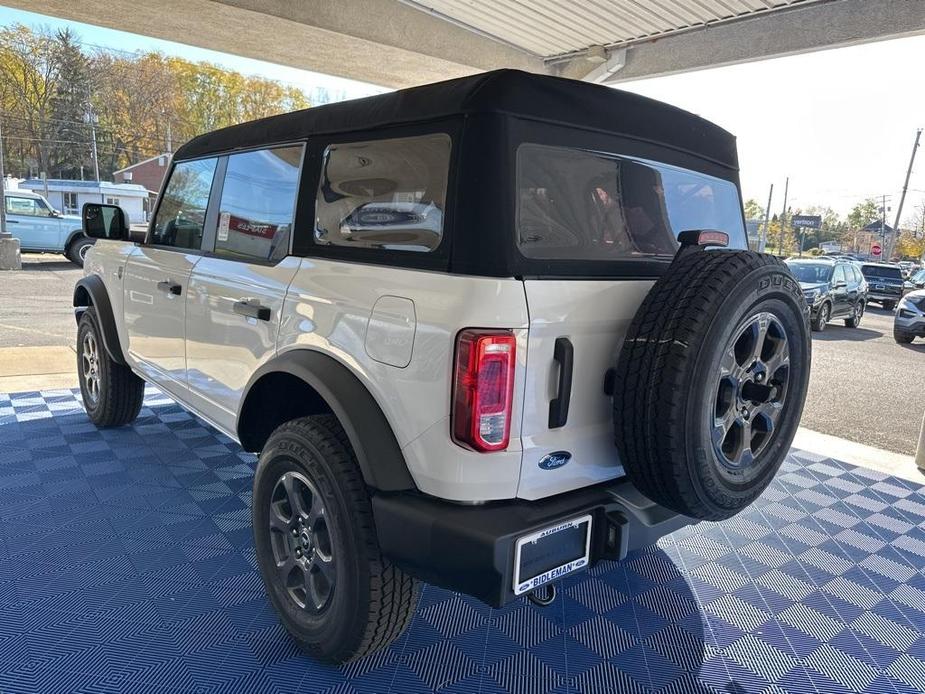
[233,300,271,321]
[6,220,17,223]
[157,280,182,296]
[548,337,574,429]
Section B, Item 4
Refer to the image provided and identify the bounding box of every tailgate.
[517,279,652,500]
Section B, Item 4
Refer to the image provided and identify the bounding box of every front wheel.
[894,328,915,344]
[844,301,864,328]
[77,306,145,426]
[252,415,420,663]
[811,302,830,331]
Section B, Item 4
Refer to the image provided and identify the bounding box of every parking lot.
[2,253,922,456]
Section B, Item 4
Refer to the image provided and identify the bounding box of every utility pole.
[0,121,6,238]
[891,128,922,258]
[881,193,887,259]
[87,89,101,201]
[759,183,773,252]
[0,122,20,270]
[777,177,789,256]
[166,120,172,155]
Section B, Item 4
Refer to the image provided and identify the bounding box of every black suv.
[859,262,904,310]
[785,257,868,331]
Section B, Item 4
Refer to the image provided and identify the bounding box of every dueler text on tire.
[613,249,811,521]
[252,415,420,663]
[77,306,144,426]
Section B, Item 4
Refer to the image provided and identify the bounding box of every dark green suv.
[786,257,868,331]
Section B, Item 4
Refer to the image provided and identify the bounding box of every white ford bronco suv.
[74,70,810,663]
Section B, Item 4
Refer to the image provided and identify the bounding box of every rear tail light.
[452,329,516,452]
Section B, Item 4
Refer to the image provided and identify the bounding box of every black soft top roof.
[174,69,738,169]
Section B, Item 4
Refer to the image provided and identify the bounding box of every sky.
[1,6,922,225]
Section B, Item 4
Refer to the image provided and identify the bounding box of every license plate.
[513,515,592,595]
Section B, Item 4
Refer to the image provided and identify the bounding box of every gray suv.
[895,289,925,343]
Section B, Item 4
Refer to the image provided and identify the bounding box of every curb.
[793,427,921,483]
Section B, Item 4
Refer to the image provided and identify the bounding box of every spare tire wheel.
[613,248,810,521]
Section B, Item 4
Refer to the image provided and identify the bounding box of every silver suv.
[73,70,811,663]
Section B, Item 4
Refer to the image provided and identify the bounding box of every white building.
[17,179,154,224]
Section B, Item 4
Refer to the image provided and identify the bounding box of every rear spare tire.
[613,249,811,521]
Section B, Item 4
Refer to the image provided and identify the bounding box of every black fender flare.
[239,350,416,492]
[65,229,86,250]
[73,274,126,365]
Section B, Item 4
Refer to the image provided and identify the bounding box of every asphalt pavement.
[0,254,921,455]
[801,304,925,455]
[0,253,82,348]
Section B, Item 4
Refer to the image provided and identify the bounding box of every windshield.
[786,262,833,284]
[861,265,902,280]
[516,144,747,260]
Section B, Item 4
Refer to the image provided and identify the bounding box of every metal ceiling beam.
[0,0,543,89]
[559,0,925,83]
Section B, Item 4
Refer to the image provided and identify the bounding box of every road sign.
[871,243,882,257]
[791,215,822,229]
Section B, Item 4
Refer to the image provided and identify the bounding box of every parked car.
[894,289,925,343]
[4,190,94,265]
[73,70,811,663]
[858,262,904,310]
[898,261,919,279]
[785,257,868,331]
[906,268,925,293]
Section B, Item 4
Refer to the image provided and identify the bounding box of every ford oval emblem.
[538,451,572,470]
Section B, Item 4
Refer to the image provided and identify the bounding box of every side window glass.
[213,145,302,262]
[833,266,846,284]
[315,133,451,253]
[150,158,218,250]
[6,197,42,216]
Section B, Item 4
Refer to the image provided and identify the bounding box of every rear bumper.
[372,478,693,608]
[868,291,901,303]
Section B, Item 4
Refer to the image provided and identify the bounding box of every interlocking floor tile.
[0,387,924,693]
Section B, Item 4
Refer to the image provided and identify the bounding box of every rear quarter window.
[314,134,451,253]
[516,143,746,261]
[861,265,902,279]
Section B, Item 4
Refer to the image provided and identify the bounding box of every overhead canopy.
[10,0,925,88]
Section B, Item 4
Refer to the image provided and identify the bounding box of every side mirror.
[833,280,847,288]
[82,203,128,241]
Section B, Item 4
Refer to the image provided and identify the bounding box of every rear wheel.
[252,415,420,663]
[811,302,830,331]
[77,306,144,426]
[894,328,914,344]
[66,236,94,267]
[613,249,811,521]
[844,301,864,328]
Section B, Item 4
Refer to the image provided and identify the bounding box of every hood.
[799,282,827,292]
[904,288,925,301]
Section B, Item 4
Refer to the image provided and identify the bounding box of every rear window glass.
[314,134,451,253]
[786,262,833,283]
[516,144,746,260]
[861,264,902,279]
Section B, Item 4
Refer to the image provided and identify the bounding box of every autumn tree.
[0,24,313,180]
[743,198,764,220]
[846,198,880,230]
